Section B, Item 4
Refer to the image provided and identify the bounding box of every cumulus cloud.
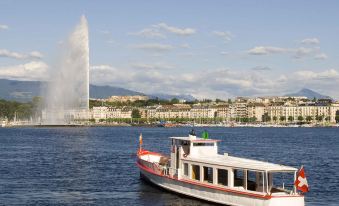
[154,23,196,36]
[132,43,174,52]
[294,69,339,80]
[130,62,174,70]
[294,47,315,58]
[0,49,43,60]
[130,22,196,39]
[89,63,339,99]
[314,53,328,60]
[251,66,272,71]
[247,46,290,55]
[0,24,9,30]
[0,61,48,80]
[128,28,166,39]
[212,31,233,43]
[301,38,320,45]
[247,45,326,60]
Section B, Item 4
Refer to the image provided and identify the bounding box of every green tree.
[316,115,323,121]
[273,116,277,122]
[215,98,224,103]
[279,116,286,122]
[262,113,271,122]
[227,99,232,104]
[325,116,330,121]
[336,115,339,123]
[306,116,313,122]
[132,109,141,118]
[170,98,179,104]
[288,116,294,122]
[297,116,304,122]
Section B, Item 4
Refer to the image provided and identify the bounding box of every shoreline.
[2,122,339,128]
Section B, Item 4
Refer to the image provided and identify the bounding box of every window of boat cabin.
[193,142,214,146]
[234,169,245,187]
[217,169,228,186]
[203,166,213,183]
[247,170,257,191]
[183,163,188,176]
[191,165,200,181]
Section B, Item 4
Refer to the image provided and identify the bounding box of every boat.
[136,131,307,206]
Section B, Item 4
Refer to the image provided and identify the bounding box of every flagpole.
[139,133,143,153]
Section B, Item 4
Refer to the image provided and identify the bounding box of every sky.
[0,0,339,99]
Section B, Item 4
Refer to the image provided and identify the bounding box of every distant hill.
[149,93,197,101]
[90,85,144,99]
[0,79,43,102]
[0,79,145,102]
[285,88,332,100]
[0,79,197,102]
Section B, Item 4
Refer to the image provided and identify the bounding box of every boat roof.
[170,136,221,143]
[186,154,298,172]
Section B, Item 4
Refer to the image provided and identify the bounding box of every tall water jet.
[42,16,89,124]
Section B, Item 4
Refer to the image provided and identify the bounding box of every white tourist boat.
[136,131,307,206]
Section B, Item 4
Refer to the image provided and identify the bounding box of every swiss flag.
[294,166,309,193]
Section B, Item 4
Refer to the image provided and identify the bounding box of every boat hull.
[139,164,304,206]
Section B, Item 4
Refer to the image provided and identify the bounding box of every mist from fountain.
[42,16,89,125]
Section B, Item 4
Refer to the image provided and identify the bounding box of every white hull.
[139,166,304,206]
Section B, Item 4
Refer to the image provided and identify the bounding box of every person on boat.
[189,129,196,136]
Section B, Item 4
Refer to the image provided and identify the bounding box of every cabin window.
[234,169,244,187]
[247,170,257,191]
[203,166,213,183]
[183,163,188,176]
[191,165,200,181]
[193,143,214,146]
[217,169,228,186]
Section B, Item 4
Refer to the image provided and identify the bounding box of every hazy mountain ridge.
[285,88,332,100]
[0,79,197,102]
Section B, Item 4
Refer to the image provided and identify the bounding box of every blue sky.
[1,0,339,99]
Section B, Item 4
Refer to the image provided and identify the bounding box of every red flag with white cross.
[294,166,309,193]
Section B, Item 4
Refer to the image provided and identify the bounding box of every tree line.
[0,97,42,121]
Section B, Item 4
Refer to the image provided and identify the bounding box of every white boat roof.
[186,154,298,172]
[170,136,298,172]
[170,136,220,142]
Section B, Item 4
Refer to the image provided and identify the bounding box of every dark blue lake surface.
[0,127,338,205]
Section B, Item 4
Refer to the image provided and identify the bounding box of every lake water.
[0,127,338,205]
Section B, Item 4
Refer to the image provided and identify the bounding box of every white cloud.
[0,49,43,60]
[0,24,9,30]
[89,63,339,100]
[130,22,196,39]
[154,23,196,36]
[247,46,290,55]
[90,65,113,70]
[129,28,166,38]
[132,43,174,52]
[247,46,325,59]
[180,43,190,49]
[0,61,48,80]
[301,38,320,45]
[294,69,339,80]
[294,47,315,58]
[130,62,174,70]
[252,66,272,71]
[314,53,328,60]
[213,31,233,42]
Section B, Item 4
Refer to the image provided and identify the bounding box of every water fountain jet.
[42,15,89,125]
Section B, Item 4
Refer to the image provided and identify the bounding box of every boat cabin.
[169,134,298,196]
